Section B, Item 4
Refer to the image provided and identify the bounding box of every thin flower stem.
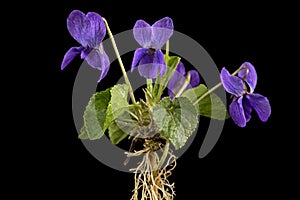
[155,40,170,102]
[102,18,137,104]
[126,110,139,121]
[193,66,246,106]
[193,82,222,105]
[165,40,169,58]
[175,72,191,98]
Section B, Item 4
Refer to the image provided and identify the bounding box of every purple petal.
[167,75,185,99]
[85,48,110,82]
[246,93,271,122]
[188,70,200,88]
[138,53,157,79]
[133,20,151,48]
[238,62,257,93]
[176,61,186,74]
[168,62,186,98]
[138,50,166,79]
[138,64,157,79]
[151,17,174,49]
[61,46,84,70]
[139,51,154,65]
[80,48,92,59]
[229,97,246,127]
[131,48,148,72]
[86,12,106,48]
[220,67,245,97]
[153,50,166,76]
[242,96,253,122]
[67,10,90,47]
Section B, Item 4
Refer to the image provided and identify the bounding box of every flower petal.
[246,93,271,122]
[238,62,257,93]
[85,48,110,82]
[229,97,246,127]
[80,48,92,59]
[131,48,148,72]
[137,50,166,79]
[220,67,245,97]
[86,12,106,48]
[151,17,174,49]
[138,53,156,79]
[139,51,154,65]
[133,20,151,48]
[67,10,90,47]
[168,62,186,98]
[138,64,158,79]
[188,70,200,88]
[61,46,84,70]
[176,61,186,75]
[242,96,252,122]
[153,50,166,76]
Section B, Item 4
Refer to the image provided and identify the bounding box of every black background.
[15,0,296,199]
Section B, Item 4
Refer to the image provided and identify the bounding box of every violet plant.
[61,10,271,200]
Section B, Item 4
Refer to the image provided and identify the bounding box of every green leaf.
[164,55,181,84]
[108,118,137,144]
[108,121,129,144]
[104,84,129,130]
[78,127,89,139]
[182,84,229,120]
[153,56,181,99]
[80,88,111,140]
[104,84,136,144]
[153,97,198,149]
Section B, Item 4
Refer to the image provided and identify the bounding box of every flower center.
[148,48,156,54]
[239,65,251,94]
[243,82,250,94]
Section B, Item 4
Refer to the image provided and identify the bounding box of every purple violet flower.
[168,62,200,99]
[220,62,271,127]
[61,10,110,82]
[131,17,174,79]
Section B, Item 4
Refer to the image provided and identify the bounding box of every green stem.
[155,79,164,103]
[165,40,169,58]
[175,72,191,98]
[193,82,222,105]
[154,40,170,102]
[147,79,153,93]
[156,140,169,171]
[103,18,137,104]
[193,66,246,106]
